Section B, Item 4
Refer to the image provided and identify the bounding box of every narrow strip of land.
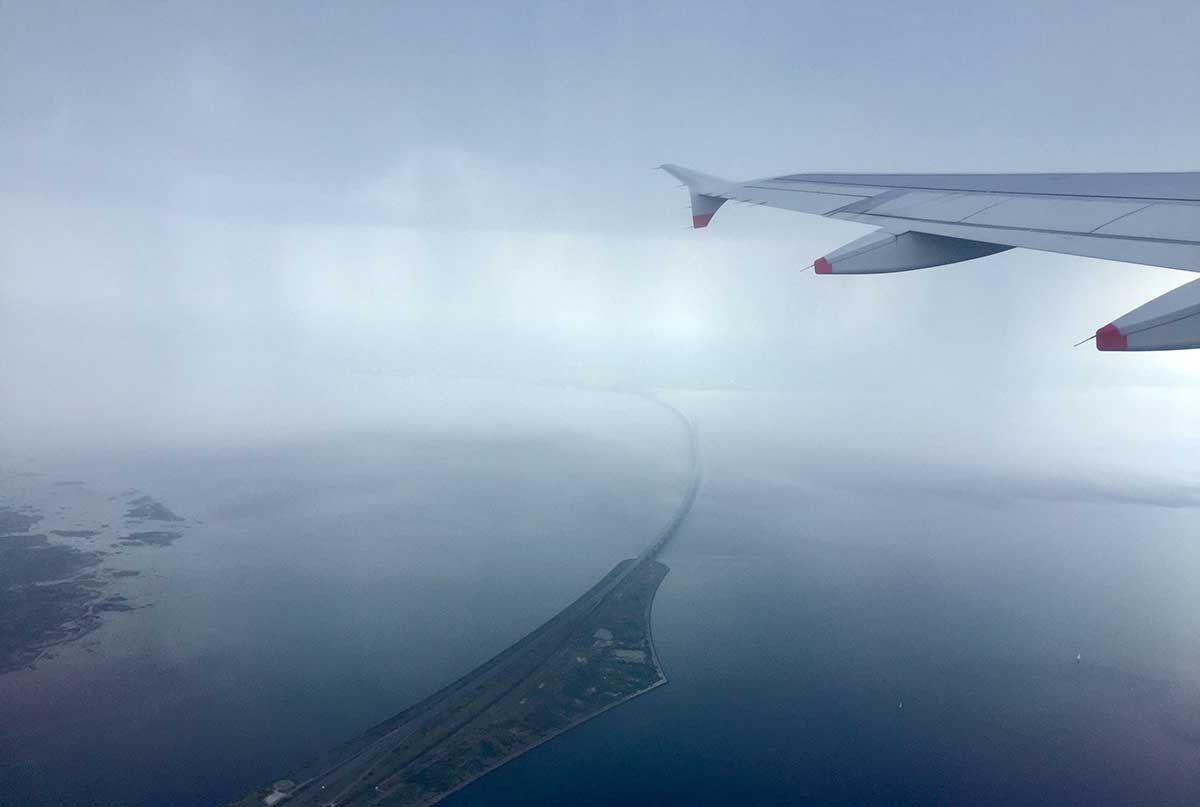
[226,397,699,807]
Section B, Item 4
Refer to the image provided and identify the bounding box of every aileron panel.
[962,197,1148,232]
[1094,203,1200,241]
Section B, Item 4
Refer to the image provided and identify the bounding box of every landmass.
[125,494,184,522]
[0,507,42,535]
[227,558,670,807]
[226,396,700,807]
[0,483,190,673]
[118,530,183,547]
[0,507,106,673]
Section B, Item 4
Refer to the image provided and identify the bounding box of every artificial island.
[225,399,699,807]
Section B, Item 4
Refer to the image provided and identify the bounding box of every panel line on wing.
[825,188,909,216]
[1125,308,1200,337]
[741,184,870,200]
[774,175,1200,203]
[1086,203,1155,233]
[955,197,1013,222]
[848,211,1200,248]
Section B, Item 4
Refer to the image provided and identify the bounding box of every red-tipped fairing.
[1095,324,1128,351]
[1097,276,1200,351]
[811,231,1008,275]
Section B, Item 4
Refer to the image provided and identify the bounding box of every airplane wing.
[661,164,1200,351]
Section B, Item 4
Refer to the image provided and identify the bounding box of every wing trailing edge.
[661,161,1200,351]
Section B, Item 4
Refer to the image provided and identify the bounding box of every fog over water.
[0,383,692,804]
[3,378,1200,805]
[4,2,1200,805]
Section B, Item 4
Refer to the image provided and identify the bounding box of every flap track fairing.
[1097,276,1200,351]
[813,231,1010,275]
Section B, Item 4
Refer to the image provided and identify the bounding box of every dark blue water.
[0,389,688,807]
[446,393,1200,806]
[451,491,1200,806]
[3,388,1200,806]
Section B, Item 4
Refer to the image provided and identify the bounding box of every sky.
[3,0,1200,487]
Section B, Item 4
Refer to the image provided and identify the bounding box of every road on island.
[245,393,700,807]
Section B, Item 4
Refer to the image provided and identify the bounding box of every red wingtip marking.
[1096,323,1128,351]
[692,213,714,229]
[813,257,832,274]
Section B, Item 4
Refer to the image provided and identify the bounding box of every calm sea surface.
[3,388,1199,806]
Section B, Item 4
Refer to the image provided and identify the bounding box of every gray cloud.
[3,1,1200,500]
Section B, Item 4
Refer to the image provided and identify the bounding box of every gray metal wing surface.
[662,164,1200,351]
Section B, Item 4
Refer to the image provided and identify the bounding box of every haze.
[4,4,1200,805]
[2,1,1199,462]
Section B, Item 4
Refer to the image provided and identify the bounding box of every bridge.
[226,394,700,807]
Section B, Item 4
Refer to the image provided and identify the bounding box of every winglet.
[660,164,732,229]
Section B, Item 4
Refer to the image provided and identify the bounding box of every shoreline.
[423,565,672,807]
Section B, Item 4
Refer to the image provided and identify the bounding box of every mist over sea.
[3,381,1199,806]
[6,4,1200,804]
[457,392,1200,806]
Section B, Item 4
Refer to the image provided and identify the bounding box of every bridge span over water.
[228,394,701,807]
